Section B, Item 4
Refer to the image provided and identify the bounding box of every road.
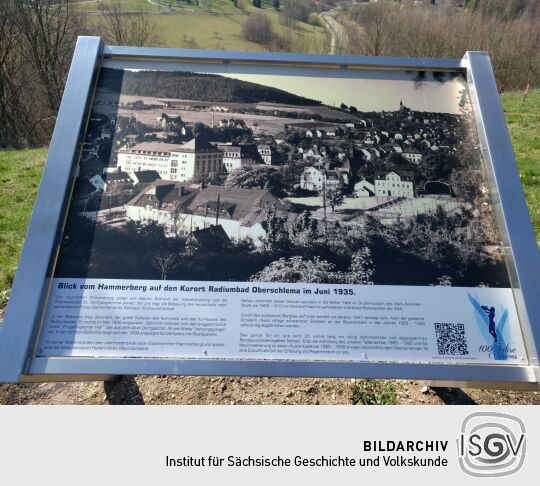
[320,10,346,54]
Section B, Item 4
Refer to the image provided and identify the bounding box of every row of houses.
[301,165,414,199]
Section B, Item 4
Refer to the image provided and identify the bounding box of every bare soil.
[1,376,539,405]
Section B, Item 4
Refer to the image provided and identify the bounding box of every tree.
[251,256,337,283]
[282,0,309,23]
[152,253,180,280]
[326,183,345,213]
[225,165,284,194]
[352,0,393,56]
[2,0,87,146]
[243,12,273,44]
[260,205,289,253]
[0,6,33,147]
[290,210,318,246]
[340,248,374,284]
[169,200,188,237]
[9,0,87,113]
[192,122,211,139]
[450,169,483,203]
[99,0,158,47]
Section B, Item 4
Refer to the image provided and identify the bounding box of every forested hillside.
[104,68,321,105]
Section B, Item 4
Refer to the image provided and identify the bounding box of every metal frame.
[1,37,538,389]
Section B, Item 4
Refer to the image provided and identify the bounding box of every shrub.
[307,12,322,27]
[243,12,273,44]
[351,380,397,405]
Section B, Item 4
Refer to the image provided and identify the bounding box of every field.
[0,148,47,307]
[84,0,328,52]
[503,90,540,243]
[0,90,538,309]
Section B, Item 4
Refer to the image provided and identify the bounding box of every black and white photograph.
[56,66,510,288]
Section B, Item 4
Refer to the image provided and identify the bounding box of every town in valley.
[58,68,508,287]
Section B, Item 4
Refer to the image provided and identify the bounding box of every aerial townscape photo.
[55,66,510,288]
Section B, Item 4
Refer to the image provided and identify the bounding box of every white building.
[354,179,375,197]
[257,145,276,165]
[300,167,347,192]
[402,149,423,164]
[218,144,258,172]
[117,139,223,182]
[374,171,414,198]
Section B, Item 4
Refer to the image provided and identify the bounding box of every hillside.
[82,0,328,52]
[101,68,322,105]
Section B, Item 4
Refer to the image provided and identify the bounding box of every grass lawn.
[79,0,285,14]
[84,1,327,52]
[140,10,326,51]
[501,89,540,243]
[0,148,47,307]
[0,91,538,308]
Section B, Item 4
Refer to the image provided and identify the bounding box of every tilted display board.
[0,37,539,388]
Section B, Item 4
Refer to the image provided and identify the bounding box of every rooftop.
[132,170,161,184]
[186,185,285,227]
[119,137,220,155]
[103,171,132,182]
[126,180,199,209]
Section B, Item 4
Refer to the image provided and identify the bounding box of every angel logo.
[480,305,497,343]
[467,294,517,360]
[457,412,526,477]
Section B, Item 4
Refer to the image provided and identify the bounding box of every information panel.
[35,60,529,368]
[40,278,526,364]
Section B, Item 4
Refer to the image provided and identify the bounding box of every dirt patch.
[1,377,539,405]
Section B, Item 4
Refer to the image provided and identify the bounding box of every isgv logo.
[457,412,526,477]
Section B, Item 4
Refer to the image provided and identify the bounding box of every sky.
[114,60,469,114]
[219,69,468,114]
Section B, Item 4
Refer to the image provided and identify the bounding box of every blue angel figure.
[480,305,498,343]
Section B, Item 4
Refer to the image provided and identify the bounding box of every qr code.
[434,322,469,355]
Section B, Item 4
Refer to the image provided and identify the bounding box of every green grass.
[0,148,47,307]
[501,89,540,243]
[0,92,538,309]
[79,0,282,14]
[139,10,326,51]
[84,1,327,52]
[351,379,397,405]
